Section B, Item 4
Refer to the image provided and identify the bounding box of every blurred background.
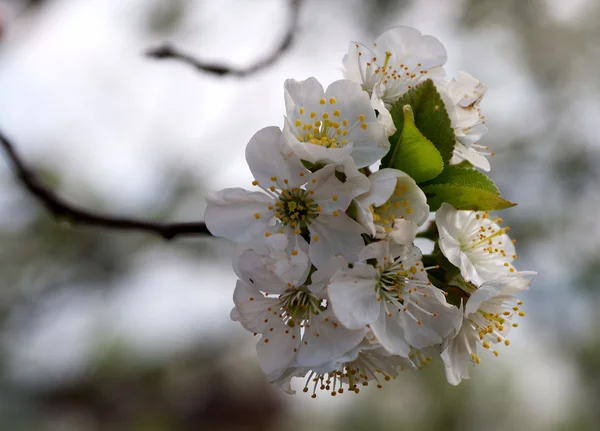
[0,0,598,429]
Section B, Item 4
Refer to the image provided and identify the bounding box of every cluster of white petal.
[204,26,535,395]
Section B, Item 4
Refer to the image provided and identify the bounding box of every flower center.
[293,99,369,148]
[278,288,322,326]
[466,299,526,363]
[275,187,319,230]
[459,212,517,272]
[374,258,436,324]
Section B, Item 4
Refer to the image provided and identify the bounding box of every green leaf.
[422,166,500,194]
[386,105,444,183]
[383,79,456,167]
[421,166,516,211]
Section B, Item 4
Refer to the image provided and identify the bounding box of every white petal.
[369,305,411,357]
[308,255,347,295]
[441,323,478,385]
[357,240,391,263]
[233,248,288,293]
[358,168,401,208]
[256,322,301,377]
[400,285,460,348]
[342,41,375,87]
[297,310,366,367]
[328,263,380,329]
[310,159,370,213]
[284,77,325,115]
[374,173,430,227]
[387,219,418,245]
[452,141,491,172]
[308,214,366,268]
[245,126,308,189]
[231,280,279,333]
[204,188,273,243]
[373,26,447,70]
[371,84,397,136]
[466,273,533,316]
[436,203,462,247]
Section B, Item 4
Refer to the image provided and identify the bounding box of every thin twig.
[0,130,211,240]
[145,0,302,76]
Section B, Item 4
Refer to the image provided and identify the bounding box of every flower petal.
[204,188,273,243]
[373,26,447,71]
[308,213,366,268]
[328,263,380,329]
[245,126,308,190]
[441,323,478,385]
[256,322,301,377]
[231,280,280,333]
[297,310,366,367]
[369,305,411,357]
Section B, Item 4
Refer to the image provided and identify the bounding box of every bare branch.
[0,130,212,240]
[145,0,302,76]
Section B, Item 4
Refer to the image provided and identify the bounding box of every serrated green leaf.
[421,166,500,195]
[422,184,516,211]
[382,79,455,167]
[453,160,474,169]
[387,105,444,183]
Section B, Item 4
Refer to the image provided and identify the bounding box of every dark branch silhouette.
[0,130,211,240]
[145,0,302,76]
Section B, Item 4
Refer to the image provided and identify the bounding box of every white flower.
[343,26,447,106]
[441,272,534,385]
[231,235,366,380]
[204,126,370,268]
[283,77,389,168]
[436,203,517,285]
[354,168,429,239]
[328,241,459,356]
[439,71,491,171]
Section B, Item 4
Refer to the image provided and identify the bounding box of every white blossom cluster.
[204,26,535,396]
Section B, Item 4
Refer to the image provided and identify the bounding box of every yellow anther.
[314,120,321,127]
[504,340,510,346]
[329,97,337,104]
[358,114,365,121]
[295,119,302,127]
[310,111,316,119]
[322,112,329,119]
[252,180,259,186]
[320,98,326,105]
[333,110,340,117]
[269,186,276,192]
[361,123,368,129]
[313,235,319,242]
[518,311,525,317]
[299,107,305,114]
[291,250,298,256]
[270,176,277,181]
[332,211,339,216]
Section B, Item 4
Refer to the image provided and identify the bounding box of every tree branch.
[145,0,302,76]
[0,130,212,240]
